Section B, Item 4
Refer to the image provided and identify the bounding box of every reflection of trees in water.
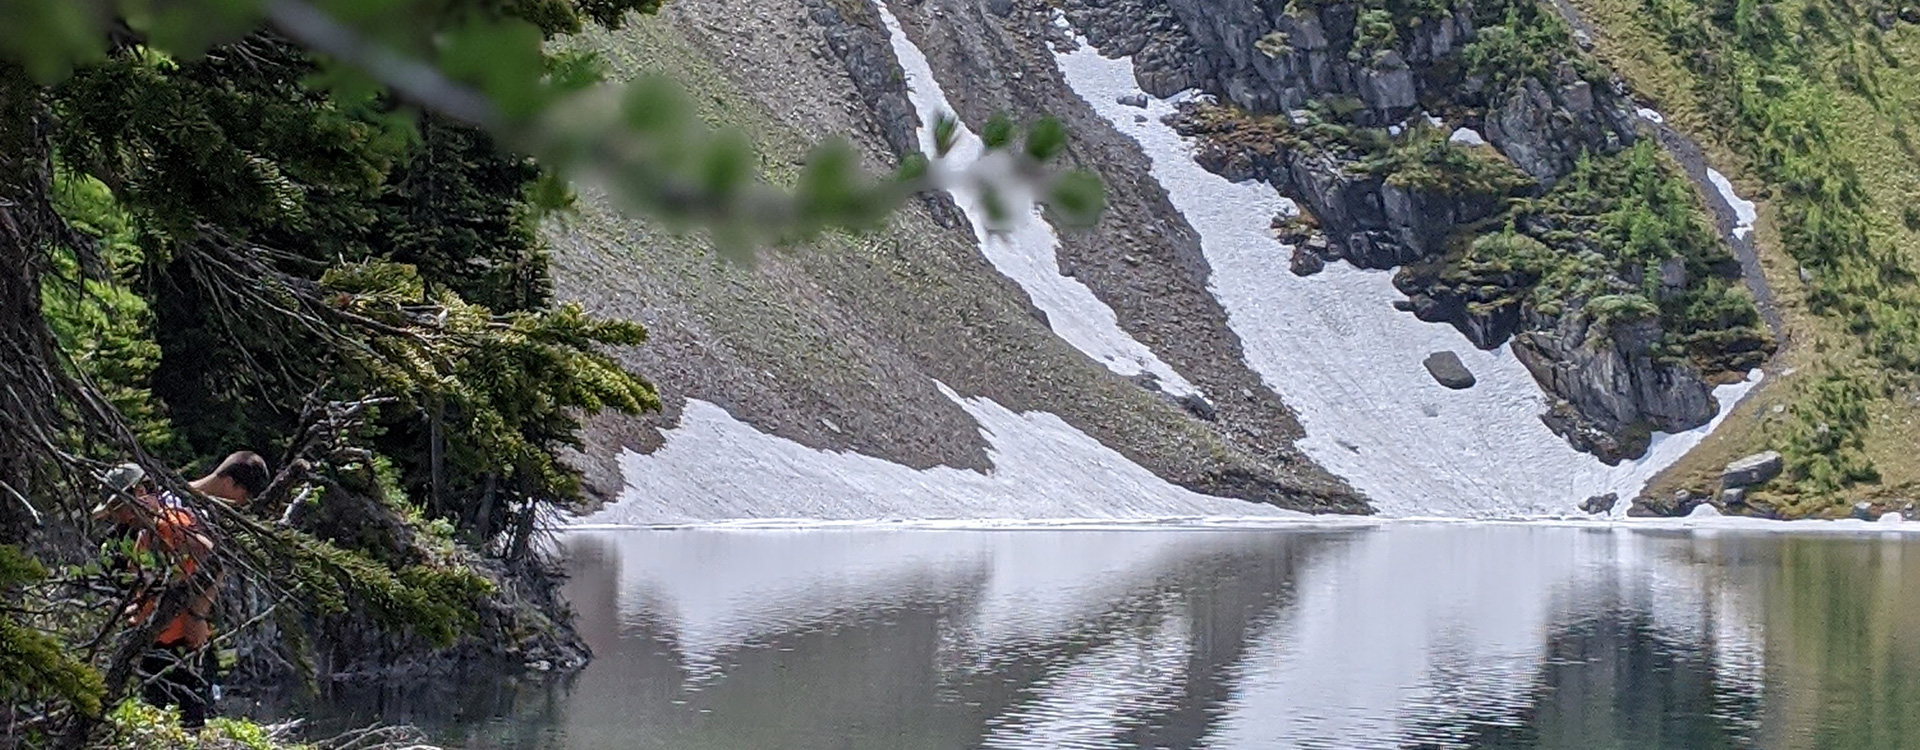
[1401,610,1755,750]
[1755,536,1920,750]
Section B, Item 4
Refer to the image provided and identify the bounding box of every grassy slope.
[1575,0,1920,514]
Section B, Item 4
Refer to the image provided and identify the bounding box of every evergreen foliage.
[1420,141,1770,374]
[0,0,737,743]
[0,0,1108,738]
[1462,0,1608,89]
[1,544,106,717]
[1367,124,1536,198]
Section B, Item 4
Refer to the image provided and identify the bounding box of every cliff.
[1056,0,1772,463]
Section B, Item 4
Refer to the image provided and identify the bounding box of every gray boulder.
[1422,351,1476,389]
[1177,393,1218,421]
[1581,493,1618,514]
[1853,501,1877,521]
[1116,92,1150,108]
[1629,489,1702,517]
[1720,450,1783,489]
[1290,245,1325,276]
[1720,487,1746,508]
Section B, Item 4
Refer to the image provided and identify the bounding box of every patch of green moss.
[1366,124,1536,197]
[96,701,316,750]
[1462,0,1609,89]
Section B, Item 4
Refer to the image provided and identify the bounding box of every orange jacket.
[128,505,217,647]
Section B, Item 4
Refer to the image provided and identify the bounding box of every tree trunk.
[428,397,446,516]
[474,471,496,549]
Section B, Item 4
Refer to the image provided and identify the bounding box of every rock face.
[1065,0,1713,463]
[1074,0,1638,271]
[1159,0,1468,125]
[1181,117,1514,270]
[806,0,920,157]
[1422,351,1476,389]
[1720,450,1784,489]
[1481,75,1637,184]
[1512,311,1715,464]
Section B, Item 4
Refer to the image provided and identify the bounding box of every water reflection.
[332,525,1920,750]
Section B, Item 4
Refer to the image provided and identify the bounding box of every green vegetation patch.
[1416,141,1770,375]
[1364,124,1536,198]
[1594,0,1920,496]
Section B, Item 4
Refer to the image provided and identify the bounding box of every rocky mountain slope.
[548,0,1361,515]
[549,0,1792,517]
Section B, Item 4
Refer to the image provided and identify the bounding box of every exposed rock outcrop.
[1064,0,1753,465]
[1512,310,1715,464]
[1177,112,1508,269]
[1629,488,1703,517]
[1289,244,1325,276]
[1581,492,1618,514]
[1481,74,1638,184]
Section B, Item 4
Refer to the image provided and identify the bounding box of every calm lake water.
[317,524,1920,749]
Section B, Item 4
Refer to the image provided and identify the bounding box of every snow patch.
[1636,107,1666,124]
[1051,35,1761,517]
[1447,127,1488,146]
[581,384,1307,525]
[1707,168,1758,240]
[874,0,1200,398]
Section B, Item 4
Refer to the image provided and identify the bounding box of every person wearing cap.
[100,451,269,729]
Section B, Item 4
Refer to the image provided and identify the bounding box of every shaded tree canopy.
[0,0,1104,744]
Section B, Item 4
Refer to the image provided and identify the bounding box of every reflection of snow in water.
[585,528,1253,686]
[1203,526,1596,748]
[981,603,1193,750]
[872,0,1199,398]
[944,532,1219,668]
[1614,530,1769,734]
[1049,29,1760,517]
[573,525,1789,749]
[591,529,986,681]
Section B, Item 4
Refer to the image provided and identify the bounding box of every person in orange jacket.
[98,451,269,729]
